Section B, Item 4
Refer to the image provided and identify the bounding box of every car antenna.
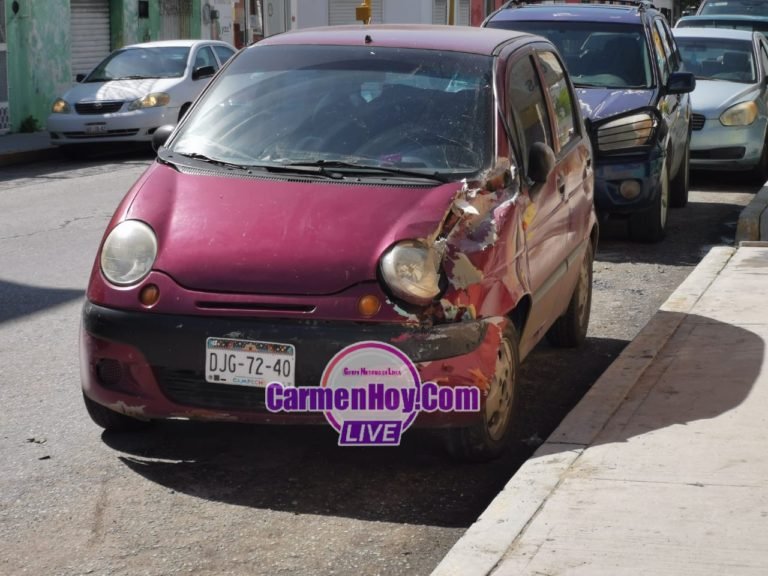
[365,34,373,44]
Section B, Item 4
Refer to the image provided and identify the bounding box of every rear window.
[699,0,768,16]
[486,20,653,88]
[676,37,756,83]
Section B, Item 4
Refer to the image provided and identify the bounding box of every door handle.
[557,175,566,196]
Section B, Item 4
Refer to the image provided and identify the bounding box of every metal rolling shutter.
[70,0,111,79]
[329,0,384,25]
[433,0,470,25]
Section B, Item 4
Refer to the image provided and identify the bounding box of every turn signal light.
[139,284,160,307]
[358,294,381,317]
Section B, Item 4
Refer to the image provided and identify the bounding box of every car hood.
[62,78,180,103]
[690,80,762,116]
[126,163,463,295]
[576,88,655,122]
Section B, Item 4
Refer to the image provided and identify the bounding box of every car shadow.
[0,279,83,324]
[559,312,763,451]
[0,145,154,184]
[101,336,628,529]
[597,197,749,266]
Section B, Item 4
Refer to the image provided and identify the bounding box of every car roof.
[677,14,768,23]
[672,26,757,40]
[488,4,646,25]
[255,24,536,55]
[126,40,234,49]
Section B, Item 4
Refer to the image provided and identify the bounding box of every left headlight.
[596,112,657,152]
[128,92,171,111]
[100,220,158,286]
[380,240,442,306]
[720,101,758,126]
[51,98,70,114]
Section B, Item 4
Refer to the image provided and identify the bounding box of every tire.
[82,393,150,432]
[445,325,520,461]
[751,140,768,185]
[629,156,669,243]
[547,241,593,348]
[669,140,689,209]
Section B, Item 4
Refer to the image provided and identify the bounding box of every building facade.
[0,0,505,134]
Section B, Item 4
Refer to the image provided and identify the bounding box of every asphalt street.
[0,153,757,576]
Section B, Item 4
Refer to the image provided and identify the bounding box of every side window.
[536,51,577,151]
[658,19,680,71]
[213,46,235,66]
[194,46,218,71]
[507,54,553,161]
[651,24,670,84]
[761,43,768,77]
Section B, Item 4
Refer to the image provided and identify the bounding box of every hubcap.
[485,337,515,442]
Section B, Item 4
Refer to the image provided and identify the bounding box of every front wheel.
[547,241,593,348]
[629,157,669,243]
[445,325,520,461]
[83,393,150,432]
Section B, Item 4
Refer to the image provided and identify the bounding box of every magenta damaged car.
[81,25,598,459]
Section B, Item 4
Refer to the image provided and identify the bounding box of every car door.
[533,49,593,252]
[653,17,688,172]
[504,47,570,354]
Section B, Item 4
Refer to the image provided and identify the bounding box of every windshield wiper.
[174,152,254,171]
[285,160,450,183]
[113,75,154,80]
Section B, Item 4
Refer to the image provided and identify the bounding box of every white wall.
[383,0,432,24]
[295,0,329,28]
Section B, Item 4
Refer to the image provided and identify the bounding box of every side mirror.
[152,125,175,152]
[667,71,696,95]
[75,73,86,82]
[192,65,216,81]
[528,142,556,184]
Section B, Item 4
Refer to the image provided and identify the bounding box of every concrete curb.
[736,182,768,242]
[0,147,60,168]
[430,245,737,576]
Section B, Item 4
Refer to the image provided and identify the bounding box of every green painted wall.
[5,0,206,132]
[5,0,71,132]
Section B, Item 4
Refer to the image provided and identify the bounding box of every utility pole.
[356,0,372,24]
[448,0,456,25]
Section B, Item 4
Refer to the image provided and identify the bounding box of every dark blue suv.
[485,1,695,242]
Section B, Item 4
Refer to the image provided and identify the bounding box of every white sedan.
[48,39,235,146]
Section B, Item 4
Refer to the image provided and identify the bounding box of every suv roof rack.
[501,0,656,11]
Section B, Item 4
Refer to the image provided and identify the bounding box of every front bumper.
[690,116,767,171]
[593,149,664,215]
[81,302,503,427]
[47,106,180,145]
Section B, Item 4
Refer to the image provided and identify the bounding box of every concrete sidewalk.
[0,131,58,167]
[433,243,768,576]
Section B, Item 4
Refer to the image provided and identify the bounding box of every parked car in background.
[673,28,768,181]
[80,25,598,461]
[47,40,235,147]
[484,1,695,242]
[675,14,768,36]
[696,0,768,16]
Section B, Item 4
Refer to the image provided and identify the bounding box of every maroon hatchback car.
[81,25,598,459]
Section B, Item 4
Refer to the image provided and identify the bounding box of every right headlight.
[720,101,758,126]
[51,98,71,114]
[380,240,442,306]
[596,112,657,152]
[100,220,158,286]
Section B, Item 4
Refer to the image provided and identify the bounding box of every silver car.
[47,40,235,147]
[673,28,768,181]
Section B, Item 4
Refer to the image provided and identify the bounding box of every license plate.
[85,124,107,134]
[205,337,295,387]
